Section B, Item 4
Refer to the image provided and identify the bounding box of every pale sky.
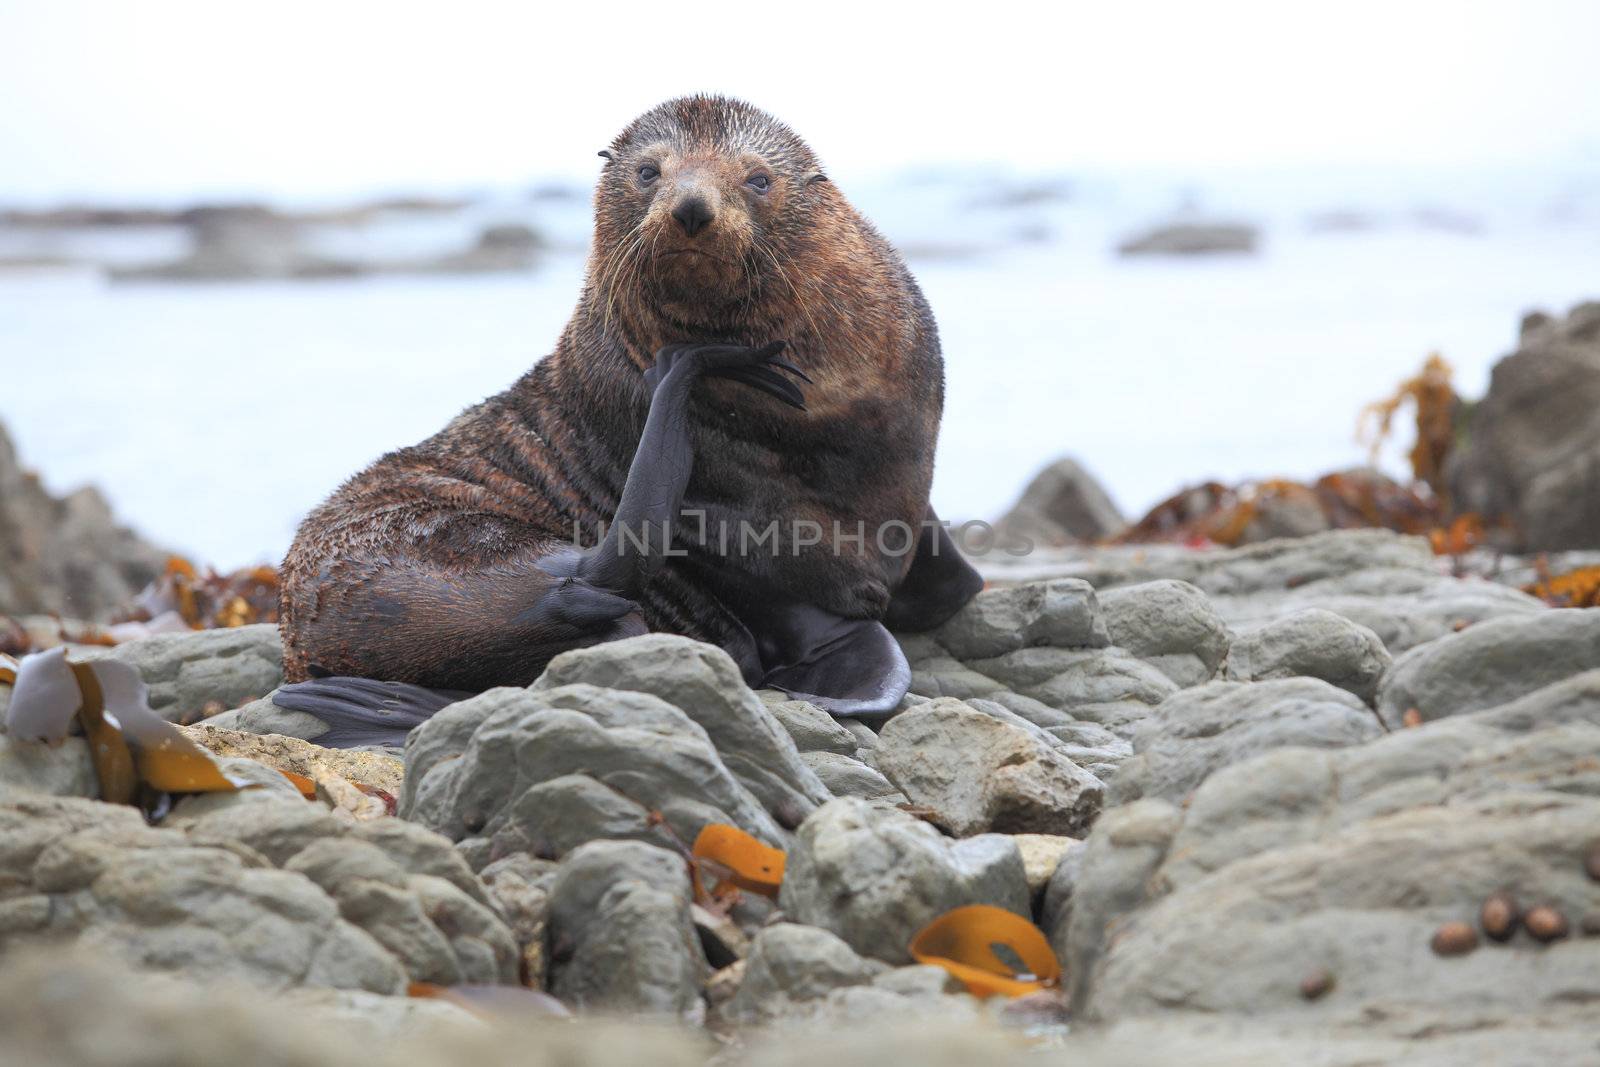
[2,0,1597,203]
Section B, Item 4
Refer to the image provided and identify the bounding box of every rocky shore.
[3,525,1598,1065]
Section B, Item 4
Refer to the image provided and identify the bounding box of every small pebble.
[1480,891,1519,942]
[1451,618,1471,632]
[1585,842,1600,883]
[1431,921,1478,956]
[1299,968,1335,1000]
[1525,906,1569,943]
[1402,708,1424,728]
[1580,912,1600,938]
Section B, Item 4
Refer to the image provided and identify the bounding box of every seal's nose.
[671,196,714,237]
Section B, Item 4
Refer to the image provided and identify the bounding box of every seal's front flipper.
[272,676,471,749]
[883,507,984,633]
[759,609,911,720]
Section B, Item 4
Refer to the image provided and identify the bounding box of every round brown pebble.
[1580,912,1600,937]
[1480,891,1520,942]
[1299,968,1335,1000]
[1402,707,1424,728]
[1585,842,1600,883]
[1525,906,1569,943]
[1431,921,1479,956]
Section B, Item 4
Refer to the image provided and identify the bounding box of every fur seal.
[274,95,982,746]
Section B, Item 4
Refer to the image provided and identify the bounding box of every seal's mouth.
[655,248,726,263]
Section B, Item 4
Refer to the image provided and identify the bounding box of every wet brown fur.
[279,96,945,690]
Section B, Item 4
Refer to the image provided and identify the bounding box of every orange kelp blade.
[279,769,319,799]
[909,904,1062,999]
[691,824,786,897]
[8,647,139,804]
[81,659,247,793]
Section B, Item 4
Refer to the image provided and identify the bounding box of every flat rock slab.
[1109,677,1382,805]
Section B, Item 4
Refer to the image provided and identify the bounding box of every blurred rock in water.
[994,455,1126,546]
[110,206,365,282]
[412,224,542,275]
[1117,221,1258,256]
[1449,301,1600,551]
[109,212,542,283]
[0,421,167,620]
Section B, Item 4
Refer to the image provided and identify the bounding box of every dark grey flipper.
[760,615,911,719]
[883,506,984,633]
[692,559,913,719]
[272,677,471,749]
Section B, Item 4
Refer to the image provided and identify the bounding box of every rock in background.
[993,455,1127,546]
[0,421,167,619]
[1450,302,1600,551]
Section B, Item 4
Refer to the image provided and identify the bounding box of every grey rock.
[0,421,168,619]
[478,852,554,989]
[285,838,516,985]
[204,693,329,742]
[980,529,1437,598]
[779,797,1030,964]
[3,941,1596,1067]
[1377,608,1600,727]
[993,455,1127,546]
[1039,836,1088,935]
[1098,580,1232,686]
[546,840,707,1019]
[0,786,517,996]
[905,654,1009,701]
[935,579,1109,661]
[767,700,861,756]
[1108,678,1381,805]
[1214,571,1548,655]
[871,963,964,997]
[799,751,902,800]
[1224,609,1392,705]
[835,717,879,751]
[90,625,284,724]
[725,923,888,1024]
[1085,794,1600,1024]
[1449,301,1600,551]
[966,645,1177,735]
[1064,672,1600,1022]
[876,700,1102,836]
[1162,670,1600,889]
[0,795,408,994]
[0,736,97,800]
[400,683,791,862]
[1118,221,1258,256]
[532,635,830,820]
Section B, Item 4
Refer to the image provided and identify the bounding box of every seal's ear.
[598,150,615,161]
[804,171,829,186]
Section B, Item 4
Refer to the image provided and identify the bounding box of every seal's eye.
[746,174,771,194]
[637,164,659,185]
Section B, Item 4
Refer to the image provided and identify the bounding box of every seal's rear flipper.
[272,677,472,749]
[883,508,985,633]
[762,616,911,720]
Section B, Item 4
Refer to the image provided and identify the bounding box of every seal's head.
[592,95,830,326]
